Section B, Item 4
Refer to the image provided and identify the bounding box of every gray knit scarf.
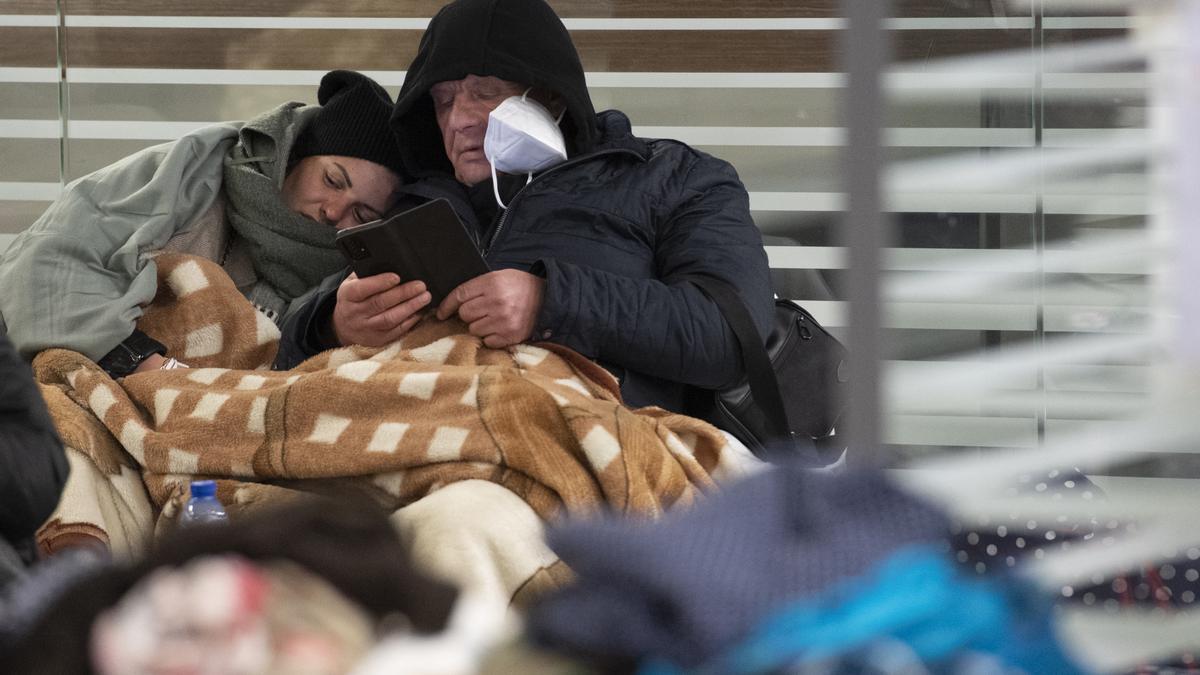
[222,102,348,303]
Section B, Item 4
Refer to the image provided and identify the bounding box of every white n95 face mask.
[483,89,567,209]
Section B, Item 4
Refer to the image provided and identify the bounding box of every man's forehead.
[430,75,525,93]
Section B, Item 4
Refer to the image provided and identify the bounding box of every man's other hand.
[436,269,545,348]
[333,272,432,347]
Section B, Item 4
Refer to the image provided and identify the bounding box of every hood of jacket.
[391,0,598,180]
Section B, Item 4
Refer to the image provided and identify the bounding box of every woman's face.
[281,155,402,230]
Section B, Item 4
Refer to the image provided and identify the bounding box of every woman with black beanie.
[0,70,409,378]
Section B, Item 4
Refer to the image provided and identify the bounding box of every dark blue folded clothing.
[528,464,951,669]
[947,468,1200,613]
[951,467,1105,578]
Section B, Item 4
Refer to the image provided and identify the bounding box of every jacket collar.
[590,109,649,161]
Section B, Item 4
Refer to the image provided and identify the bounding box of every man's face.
[281,155,402,230]
[430,75,527,186]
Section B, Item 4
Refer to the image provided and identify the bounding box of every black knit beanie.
[290,70,406,176]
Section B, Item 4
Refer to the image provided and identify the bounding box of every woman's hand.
[332,272,432,347]
[133,353,168,373]
[132,353,189,373]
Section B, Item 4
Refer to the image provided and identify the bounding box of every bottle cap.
[190,480,217,498]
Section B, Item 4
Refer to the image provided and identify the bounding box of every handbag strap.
[689,276,794,443]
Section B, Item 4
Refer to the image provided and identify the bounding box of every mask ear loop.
[523,87,568,125]
[490,160,535,211]
[490,159,509,211]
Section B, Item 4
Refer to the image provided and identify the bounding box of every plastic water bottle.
[180,480,227,526]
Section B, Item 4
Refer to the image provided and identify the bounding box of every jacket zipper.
[480,147,643,260]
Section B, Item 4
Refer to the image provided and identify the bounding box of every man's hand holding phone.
[333,272,432,347]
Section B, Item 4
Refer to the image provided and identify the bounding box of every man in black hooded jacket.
[277,0,774,414]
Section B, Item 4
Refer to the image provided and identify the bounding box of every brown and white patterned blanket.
[34,254,744,552]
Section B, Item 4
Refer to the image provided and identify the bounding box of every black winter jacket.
[0,333,68,562]
[275,110,774,412]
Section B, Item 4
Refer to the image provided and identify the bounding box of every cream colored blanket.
[35,254,742,547]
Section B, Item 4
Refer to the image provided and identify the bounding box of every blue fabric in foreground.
[641,547,1086,675]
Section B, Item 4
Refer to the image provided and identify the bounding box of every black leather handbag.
[689,277,849,462]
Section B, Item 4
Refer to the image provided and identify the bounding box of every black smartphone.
[334,198,490,306]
